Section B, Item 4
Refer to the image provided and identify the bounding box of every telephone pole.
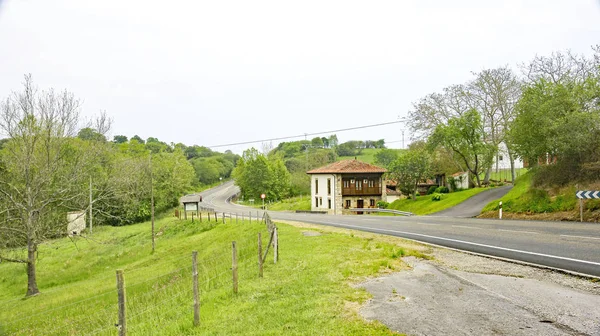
[89,176,93,234]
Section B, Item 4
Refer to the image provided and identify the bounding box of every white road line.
[362,219,377,222]
[498,229,539,235]
[315,221,600,267]
[452,225,482,230]
[417,222,440,226]
[560,235,600,241]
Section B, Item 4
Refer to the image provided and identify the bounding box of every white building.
[307,159,387,215]
[494,142,523,170]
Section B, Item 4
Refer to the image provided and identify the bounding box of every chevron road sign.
[576,190,600,199]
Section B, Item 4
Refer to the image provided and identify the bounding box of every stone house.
[307,159,387,215]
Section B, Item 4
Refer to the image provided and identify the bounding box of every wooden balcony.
[342,187,382,196]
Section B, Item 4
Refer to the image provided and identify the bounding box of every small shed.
[180,194,202,219]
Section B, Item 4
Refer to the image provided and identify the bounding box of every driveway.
[432,185,513,218]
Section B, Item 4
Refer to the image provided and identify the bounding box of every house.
[494,142,524,170]
[450,172,469,190]
[307,159,387,215]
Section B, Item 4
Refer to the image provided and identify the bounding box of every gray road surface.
[198,182,600,277]
[432,185,513,217]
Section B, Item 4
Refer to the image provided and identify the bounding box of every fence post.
[499,201,502,219]
[200,212,202,223]
[192,213,195,223]
[116,270,127,336]
[223,213,225,224]
[236,213,238,224]
[273,227,278,264]
[192,251,200,326]
[249,212,252,224]
[258,232,263,278]
[232,241,238,294]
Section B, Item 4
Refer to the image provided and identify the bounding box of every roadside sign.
[576,191,600,199]
[261,194,266,199]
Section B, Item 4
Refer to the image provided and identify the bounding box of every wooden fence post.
[222,213,225,224]
[191,213,194,223]
[236,213,238,224]
[192,251,200,326]
[273,227,278,264]
[116,270,127,336]
[199,212,202,223]
[258,232,263,278]
[232,241,238,294]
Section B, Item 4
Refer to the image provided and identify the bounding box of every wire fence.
[0,212,279,336]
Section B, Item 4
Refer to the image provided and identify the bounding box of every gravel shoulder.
[359,251,600,336]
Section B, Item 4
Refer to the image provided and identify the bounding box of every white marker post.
[499,201,503,219]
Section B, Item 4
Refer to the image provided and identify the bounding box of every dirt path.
[432,185,512,217]
[359,255,600,336]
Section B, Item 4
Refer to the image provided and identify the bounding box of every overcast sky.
[1,0,599,153]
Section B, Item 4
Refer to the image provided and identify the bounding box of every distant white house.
[450,172,469,190]
[493,142,523,170]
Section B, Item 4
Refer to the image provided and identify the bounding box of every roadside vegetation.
[238,195,311,211]
[0,213,429,335]
[388,188,490,215]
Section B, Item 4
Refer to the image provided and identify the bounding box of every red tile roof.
[307,159,387,174]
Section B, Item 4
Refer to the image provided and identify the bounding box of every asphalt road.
[432,185,513,217]
[199,182,600,277]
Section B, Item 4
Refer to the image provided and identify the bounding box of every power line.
[207,120,407,148]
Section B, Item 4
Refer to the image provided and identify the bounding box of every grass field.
[238,196,312,211]
[0,210,428,335]
[337,148,404,165]
[387,188,491,215]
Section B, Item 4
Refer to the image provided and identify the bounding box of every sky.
[0,0,599,153]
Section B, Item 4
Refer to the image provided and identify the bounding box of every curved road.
[431,185,512,217]
[200,182,600,277]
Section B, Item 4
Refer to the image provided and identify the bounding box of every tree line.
[385,46,600,197]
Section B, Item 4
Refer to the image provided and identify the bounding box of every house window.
[315,197,319,208]
[319,197,323,206]
[356,180,362,191]
[370,199,376,207]
[368,179,374,188]
[328,199,331,209]
[345,200,351,208]
[344,180,350,188]
[327,178,331,195]
[315,179,319,193]
[499,155,503,161]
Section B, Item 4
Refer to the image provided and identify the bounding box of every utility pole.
[304,133,308,172]
[89,176,93,234]
[149,153,155,253]
[401,129,405,149]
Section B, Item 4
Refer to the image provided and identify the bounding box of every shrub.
[490,183,497,187]
[435,186,449,194]
[377,201,389,209]
[426,186,437,195]
[431,193,443,201]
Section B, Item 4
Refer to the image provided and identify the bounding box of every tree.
[374,148,399,168]
[429,109,494,187]
[113,135,128,143]
[0,75,110,296]
[311,137,324,148]
[388,150,432,200]
[78,127,106,142]
[131,135,145,144]
[336,142,357,156]
[321,137,329,148]
[328,134,338,147]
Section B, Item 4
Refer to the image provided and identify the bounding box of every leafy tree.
[113,135,128,143]
[336,142,357,156]
[311,137,324,148]
[131,135,145,144]
[78,127,106,142]
[321,137,329,148]
[328,134,339,147]
[429,109,494,187]
[374,148,399,168]
[388,150,432,200]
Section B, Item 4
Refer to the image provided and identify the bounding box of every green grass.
[238,196,311,211]
[0,210,424,335]
[388,188,491,215]
[337,148,405,165]
[478,168,528,183]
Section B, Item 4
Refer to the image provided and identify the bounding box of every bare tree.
[0,75,108,296]
[520,48,598,85]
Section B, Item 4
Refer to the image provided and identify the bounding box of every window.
[328,199,331,209]
[370,199,376,207]
[499,155,503,161]
[315,179,319,193]
[343,180,350,188]
[319,197,323,206]
[355,180,362,190]
[345,200,351,208]
[327,178,331,195]
[315,197,319,208]
[368,179,374,188]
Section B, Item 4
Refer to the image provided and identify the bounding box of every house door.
[356,199,364,215]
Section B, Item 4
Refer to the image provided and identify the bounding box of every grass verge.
[238,196,311,211]
[387,188,491,215]
[0,211,427,335]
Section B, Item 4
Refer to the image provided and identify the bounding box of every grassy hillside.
[387,188,490,215]
[337,148,404,165]
[480,172,600,221]
[0,210,428,335]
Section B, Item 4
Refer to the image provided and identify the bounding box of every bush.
[431,193,443,201]
[376,201,389,209]
[426,186,437,195]
[435,186,449,194]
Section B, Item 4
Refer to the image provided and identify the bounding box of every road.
[199,182,600,277]
[431,185,513,217]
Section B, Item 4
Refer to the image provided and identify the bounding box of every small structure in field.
[67,211,86,236]
[180,194,202,219]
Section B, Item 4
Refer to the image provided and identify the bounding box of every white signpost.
[261,193,266,209]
